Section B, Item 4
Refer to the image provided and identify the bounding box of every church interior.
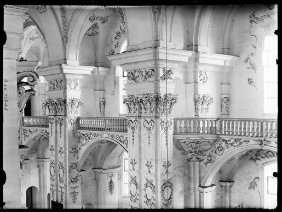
[3,4,278,209]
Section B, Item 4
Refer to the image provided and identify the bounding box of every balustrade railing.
[78,117,128,133]
[22,116,49,128]
[218,118,277,138]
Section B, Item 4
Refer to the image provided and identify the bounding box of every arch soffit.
[201,143,277,186]
[78,137,128,167]
[23,128,49,149]
[27,6,64,63]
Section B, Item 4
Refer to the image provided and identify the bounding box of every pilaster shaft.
[37,158,49,208]
[219,181,234,208]
[198,184,217,208]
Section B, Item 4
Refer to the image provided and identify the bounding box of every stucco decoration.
[247,78,257,89]
[66,78,79,90]
[48,79,64,91]
[34,5,46,13]
[67,98,83,116]
[127,68,154,83]
[58,147,64,160]
[107,174,115,195]
[248,177,259,190]
[123,93,178,116]
[221,96,230,115]
[70,186,79,203]
[174,138,213,162]
[85,22,99,36]
[22,127,49,145]
[129,175,139,204]
[50,159,56,200]
[57,117,64,137]
[145,160,154,175]
[249,149,277,164]
[143,178,156,208]
[160,68,173,81]
[194,94,213,116]
[58,161,65,183]
[152,6,163,21]
[77,131,128,154]
[162,160,172,176]
[43,98,66,115]
[161,178,173,208]
[143,119,155,145]
[49,117,55,136]
[58,186,65,203]
[49,145,55,156]
[69,146,78,158]
[128,118,138,145]
[60,6,68,44]
[67,117,77,138]
[130,158,137,171]
[89,12,109,24]
[160,118,173,145]
[99,98,106,116]
[198,70,208,83]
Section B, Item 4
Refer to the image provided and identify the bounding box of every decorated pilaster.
[109,48,192,208]
[3,5,29,208]
[92,67,109,117]
[187,53,238,118]
[37,64,93,208]
[219,181,234,208]
[37,158,49,208]
[198,184,217,208]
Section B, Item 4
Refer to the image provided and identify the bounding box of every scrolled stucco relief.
[160,68,173,81]
[145,160,154,175]
[249,149,277,164]
[85,22,99,36]
[107,173,115,195]
[127,68,154,83]
[174,138,213,162]
[43,97,66,115]
[128,118,138,145]
[161,178,173,208]
[203,137,277,167]
[34,5,46,13]
[123,93,178,116]
[162,160,172,176]
[70,186,79,203]
[198,70,208,83]
[58,185,65,203]
[48,79,64,91]
[221,96,230,116]
[152,6,163,20]
[130,158,137,172]
[143,178,156,208]
[69,146,79,158]
[69,162,79,184]
[58,161,65,183]
[57,117,64,137]
[89,11,109,24]
[194,94,213,116]
[143,119,154,146]
[60,6,68,44]
[67,78,79,90]
[160,118,173,146]
[99,98,106,116]
[67,98,83,116]
[21,127,49,144]
[129,174,139,206]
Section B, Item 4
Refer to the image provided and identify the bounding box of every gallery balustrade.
[22,116,277,138]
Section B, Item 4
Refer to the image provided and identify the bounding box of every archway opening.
[26,186,39,209]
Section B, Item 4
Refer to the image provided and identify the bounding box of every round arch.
[78,137,128,168]
[201,144,277,186]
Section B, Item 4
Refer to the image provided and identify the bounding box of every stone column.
[109,48,193,209]
[198,184,217,208]
[3,5,29,208]
[37,158,49,208]
[37,65,93,208]
[219,181,234,208]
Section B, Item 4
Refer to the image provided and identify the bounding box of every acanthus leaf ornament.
[143,178,156,208]
[48,79,64,91]
[127,68,154,83]
[69,162,79,184]
[198,70,208,83]
[107,174,115,195]
[67,98,83,116]
[43,98,66,115]
[130,158,137,171]
[145,160,154,175]
[66,78,79,90]
[221,96,230,115]
[85,23,99,36]
[70,186,79,203]
[161,178,173,208]
[143,119,154,145]
[129,175,139,204]
[194,94,213,116]
[160,68,173,81]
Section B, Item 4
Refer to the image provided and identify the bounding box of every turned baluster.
[183,119,187,133]
[198,119,202,134]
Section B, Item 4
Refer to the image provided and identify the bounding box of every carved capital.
[194,94,213,116]
[67,98,83,116]
[48,79,64,91]
[43,98,66,116]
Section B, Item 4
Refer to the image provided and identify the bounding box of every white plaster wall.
[81,170,99,208]
[172,77,186,118]
[79,36,95,66]
[211,171,221,208]
[80,85,95,117]
[173,146,187,208]
[21,157,40,206]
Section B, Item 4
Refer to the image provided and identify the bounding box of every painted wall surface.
[79,36,96,66]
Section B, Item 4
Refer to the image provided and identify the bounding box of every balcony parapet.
[22,116,49,128]
[78,117,128,133]
[174,118,277,138]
